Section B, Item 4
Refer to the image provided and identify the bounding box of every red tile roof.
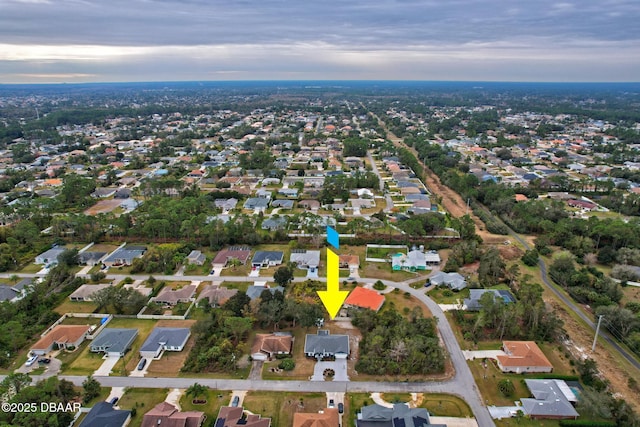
[344,287,384,311]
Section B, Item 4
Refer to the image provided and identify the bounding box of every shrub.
[278,359,295,371]
[497,379,515,397]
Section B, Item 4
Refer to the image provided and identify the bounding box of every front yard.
[243,391,327,427]
[117,388,169,427]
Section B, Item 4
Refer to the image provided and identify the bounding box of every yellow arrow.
[318,248,349,319]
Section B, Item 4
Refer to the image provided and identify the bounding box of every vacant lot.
[84,199,122,215]
[384,289,433,318]
[54,300,99,315]
[179,389,230,423]
[118,388,169,427]
[380,393,472,417]
[59,341,105,376]
[361,263,422,281]
[243,392,326,427]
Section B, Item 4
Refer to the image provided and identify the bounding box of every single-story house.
[212,247,252,268]
[31,324,92,355]
[424,251,441,266]
[293,409,338,427]
[299,200,320,210]
[244,197,269,211]
[150,284,197,306]
[463,289,515,311]
[270,199,294,209]
[497,341,553,373]
[251,251,284,268]
[79,402,131,427]
[261,217,288,230]
[216,406,270,427]
[139,327,191,359]
[567,199,597,210]
[69,283,112,302]
[356,403,446,427]
[391,250,427,271]
[429,271,467,291]
[197,285,238,307]
[289,249,321,270]
[339,254,360,270]
[278,188,298,198]
[35,247,66,265]
[103,245,146,267]
[78,251,107,266]
[521,379,579,420]
[246,285,284,300]
[215,198,238,211]
[90,328,138,357]
[344,287,385,312]
[141,402,205,427]
[186,250,207,265]
[0,279,30,302]
[251,332,293,361]
[304,330,349,359]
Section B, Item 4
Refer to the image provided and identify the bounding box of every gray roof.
[304,331,349,356]
[464,289,516,311]
[357,403,445,427]
[79,402,130,427]
[521,379,579,419]
[244,197,269,209]
[246,285,284,300]
[91,328,138,354]
[252,251,284,265]
[270,199,294,208]
[36,247,66,263]
[262,217,288,230]
[140,327,190,353]
[103,246,145,264]
[430,271,467,290]
[0,286,18,302]
[290,250,321,268]
[79,251,106,264]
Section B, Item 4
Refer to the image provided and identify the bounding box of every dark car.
[38,358,51,364]
[329,399,335,408]
[231,396,240,407]
[109,397,119,405]
[137,358,147,371]
[338,403,344,414]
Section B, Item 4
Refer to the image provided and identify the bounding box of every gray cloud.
[0,0,638,82]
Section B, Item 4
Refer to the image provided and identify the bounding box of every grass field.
[59,316,102,326]
[379,393,473,417]
[54,300,99,315]
[118,388,169,427]
[179,389,231,422]
[365,245,407,260]
[384,289,433,318]
[361,263,421,281]
[495,419,560,427]
[428,287,469,304]
[243,392,327,427]
[59,341,106,376]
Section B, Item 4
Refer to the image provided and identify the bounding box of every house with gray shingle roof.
[90,328,138,357]
[139,327,191,359]
[304,330,349,359]
[521,379,579,420]
[251,251,284,268]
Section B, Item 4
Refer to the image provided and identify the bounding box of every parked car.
[109,397,119,405]
[38,358,51,364]
[137,358,147,371]
[329,399,335,408]
[231,396,240,407]
[338,403,344,414]
[25,355,38,367]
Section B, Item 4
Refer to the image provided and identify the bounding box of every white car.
[25,355,38,367]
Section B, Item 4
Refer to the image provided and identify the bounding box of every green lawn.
[243,392,326,427]
[106,318,158,376]
[179,389,230,423]
[495,418,560,427]
[59,341,106,376]
[377,393,472,417]
[54,300,99,315]
[118,388,169,427]
[428,287,469,304]
[467,359,534,407]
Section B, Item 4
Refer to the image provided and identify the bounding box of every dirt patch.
[84,199,122,215]
[546,298,639,412]
[497,244,523,261]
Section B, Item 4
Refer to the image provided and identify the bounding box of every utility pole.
[592,315,604,352]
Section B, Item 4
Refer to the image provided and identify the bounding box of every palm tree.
[186,383,208,402]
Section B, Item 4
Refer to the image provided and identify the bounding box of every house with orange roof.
[514,194,529,202]
[293,408,339,427]
[496,341,553,373]
[344,287,385,312]
[31,324,92,355]
[44,178,62,187]
[250,332,293,361]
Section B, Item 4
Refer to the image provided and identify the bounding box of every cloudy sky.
[1,0,639,83]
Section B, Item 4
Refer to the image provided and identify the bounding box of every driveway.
[462,350,506,361]
[129,358,151,377]
[94,356,121,376]
[311,359,348,381]
[248,361,263,381]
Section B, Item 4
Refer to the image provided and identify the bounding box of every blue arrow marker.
[327,225,339,249]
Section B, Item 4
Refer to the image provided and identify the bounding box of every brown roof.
[197,285,238,306]
[212,248,252,266]
[339,254,359,267]
[251,333,293,356]
[141,402,205,427]
[31,325,91,352]
[216,407,270,427]
[293,409,339,427]
[152,285,197,304]
[497,341,553,369]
